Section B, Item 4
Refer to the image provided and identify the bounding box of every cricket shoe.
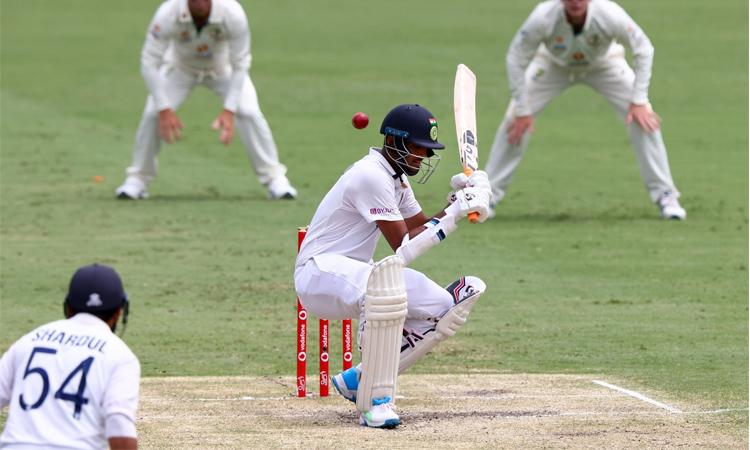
[359,397,400,429]
[267,176,297,200]
[332,364,360,404]
[657,191,686,220]
[115,176,149,200]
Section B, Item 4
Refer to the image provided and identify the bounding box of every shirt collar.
[369,147,397,177]
[69,312,113,333]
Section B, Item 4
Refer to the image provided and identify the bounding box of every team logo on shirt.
[552,35,566,51]
[179,30,191,42]
[572,52,585,61]
[195,44,213,58]
[87,293,103,308]
[428,118,438,141]
[587,34,600,47]
[209,27,223,40]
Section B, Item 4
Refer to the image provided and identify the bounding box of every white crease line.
[191,394,613,402]
[593,380,682,413]
[140,409,745,421]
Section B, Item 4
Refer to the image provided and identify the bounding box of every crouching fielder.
[294,104,492,428]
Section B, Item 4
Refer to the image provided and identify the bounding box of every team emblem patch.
[428,118,438,141]
[87,293,103,308]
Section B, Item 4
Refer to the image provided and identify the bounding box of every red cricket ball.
[352,112,369,129]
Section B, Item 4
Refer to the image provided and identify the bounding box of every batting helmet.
[380,104,445,150]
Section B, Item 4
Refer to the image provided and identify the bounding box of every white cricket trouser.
[294,256,454,348]
[126,65,287,185]
[484,53,679,204]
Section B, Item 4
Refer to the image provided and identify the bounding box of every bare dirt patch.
[138,374,747,449]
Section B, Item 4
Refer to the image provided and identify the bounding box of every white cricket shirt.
[140,0,251,112]
[507,0,655,114]
[0,313,140,450]
[296,148,422,270]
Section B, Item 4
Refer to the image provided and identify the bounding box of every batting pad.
[399,276,486,374]
[356,255,408,412]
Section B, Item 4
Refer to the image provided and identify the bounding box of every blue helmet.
[380,104,445,150]
[380,104,444,183]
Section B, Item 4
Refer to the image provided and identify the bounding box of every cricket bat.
[453,63,480,223]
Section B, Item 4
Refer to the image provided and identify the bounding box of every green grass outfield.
[1,0,747,424]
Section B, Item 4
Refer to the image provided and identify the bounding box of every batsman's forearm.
[396,214,458,265]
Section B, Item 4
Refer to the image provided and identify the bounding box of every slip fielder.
[116,0,296,200]
[484,0,686,220]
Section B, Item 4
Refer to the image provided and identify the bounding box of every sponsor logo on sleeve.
[370,207,396,215]
[150,24,161,39]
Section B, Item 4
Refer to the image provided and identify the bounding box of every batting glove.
[445,186,491,223]
[450,172,470,191]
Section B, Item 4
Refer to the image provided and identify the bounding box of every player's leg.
[117,66,195,199]
[585,57,685,219]
[484,57,571,209]
[333,269,486,402]
[207,74,297,199]
[355,255,407,428]
[399,270,486,373]
[294,255,369,320]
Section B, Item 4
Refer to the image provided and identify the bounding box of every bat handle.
[463,167,480,224]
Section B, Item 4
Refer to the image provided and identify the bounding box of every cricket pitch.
[138,374,746,449]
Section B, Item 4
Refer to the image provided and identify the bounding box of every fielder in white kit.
[116,0,297,200]
[0,264,140,450]
[484,0,686,220]
[294,104,492,428]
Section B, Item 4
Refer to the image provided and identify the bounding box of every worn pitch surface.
[139,374,746,449]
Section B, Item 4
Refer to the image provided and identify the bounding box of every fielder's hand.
[212,109,235,145]
[626,103,661,133]
[446,186,491,223]
[158,108,184,144]
[507,115,534,145]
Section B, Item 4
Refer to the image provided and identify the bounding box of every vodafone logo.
[298,310,307,320]
[298,351,306,362]
[320,352,329,363]
[343,352,353,362]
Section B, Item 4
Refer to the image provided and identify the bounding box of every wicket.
[296,227,354,397]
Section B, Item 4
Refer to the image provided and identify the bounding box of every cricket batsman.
[294,104,492,428]
[484,0,686,220]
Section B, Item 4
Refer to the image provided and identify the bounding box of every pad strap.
[396,214,458,265]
